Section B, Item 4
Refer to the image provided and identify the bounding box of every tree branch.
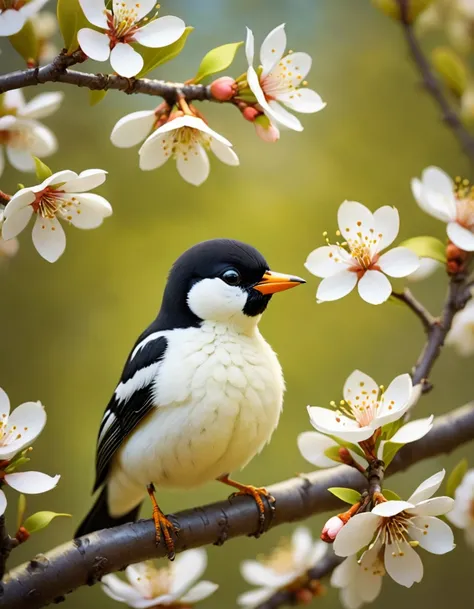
[396,0,474,163]
[1,401,473,609]
[0,516,18,583]
[391,288,435,333]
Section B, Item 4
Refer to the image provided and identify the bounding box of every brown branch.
[1,401,473,609]
[0,516,18,582]
[0,192,11,206]
[396,0,474,163]
[391,288,435,333]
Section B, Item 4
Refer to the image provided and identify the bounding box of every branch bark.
[1,402,473,609]
[391,288,435,333]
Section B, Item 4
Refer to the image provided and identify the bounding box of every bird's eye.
[221,268,241,286]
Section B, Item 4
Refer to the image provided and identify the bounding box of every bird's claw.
[229,485,276,536]
[152,508,179,560]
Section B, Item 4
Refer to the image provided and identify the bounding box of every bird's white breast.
[109,322,284,514]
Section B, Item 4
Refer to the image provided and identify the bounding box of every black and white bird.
[76,239,305,557]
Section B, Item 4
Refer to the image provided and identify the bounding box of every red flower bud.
[242,106,260,122]
[210,77,237,101]
[320,515,344,543]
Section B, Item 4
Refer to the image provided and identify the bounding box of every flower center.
[262,541,296,575]
[376,511,428,558]
[105,4,140,45]
[133,562,173,599]
[158,126,209,162]
[454,177,474,230]
[0,415,28,447]
[30,187,82,223]
[330,383,386,428]
[261,50,308,99]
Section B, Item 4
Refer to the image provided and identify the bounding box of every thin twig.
[396,0,474,163]
[391,288,435,333]
[0,516,18,582]
[0,192,11,206]
[1,402,473,609]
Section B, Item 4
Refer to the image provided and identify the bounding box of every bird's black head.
[157,239,305,330]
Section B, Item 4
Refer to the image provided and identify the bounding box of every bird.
[75,238,305,558]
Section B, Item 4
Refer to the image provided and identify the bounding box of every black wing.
[93,335,168,491]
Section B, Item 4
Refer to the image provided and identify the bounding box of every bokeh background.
[1,1,473,608]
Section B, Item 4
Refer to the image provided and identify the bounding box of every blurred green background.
[1,1,473,608]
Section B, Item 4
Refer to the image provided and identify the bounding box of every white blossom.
[446,300,474,356]
[447,469,474,547]
[333,471,455,588]
[101,549,218,608]
[0,0,48,36]
[0,89,62,178]
[0,387,59,516]
[305,201,419,305]
[297,430,366,469]
[407,257,441,282]
[245,24,325,132]
[238,527,326,608]
[411,166,474,251]
[0,208,19,259]
[32,11,59,64]
[2,169,112,262]
[77,0,185,78]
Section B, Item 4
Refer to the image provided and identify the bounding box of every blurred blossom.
[0,386,59,516]
[417,0,473,53]
[333,471,455,588]
[32,11,59,64]
[446,299,474,356]
[101,549,218,608]
[0,208,19,260]
[0,90,62,178]
[406,257,441,282]
[245,23,326,132]
[447,469,474,547]
[77,0,186,78]
[2,169,112,262]
[305,201,419,305]
[411,166,474,252]
[237,527,326,608]
[0,0,48,36]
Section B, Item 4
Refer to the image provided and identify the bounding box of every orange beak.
[254,270,306,295]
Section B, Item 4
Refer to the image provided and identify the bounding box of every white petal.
[384,541,423,587]
[150,115,232,147]
[180,581,218,603]
[308,540,327,565]
[240,561,289,588]
[0,147,4,179]
[343,369,379,405]
[237,588,273,608]
[379,373,412,411]
[330,555,358,588]
[407,257,441,282]
[260,23,286,76]
[267,100,303,131]
[209,138,239,166]
[0,401,46,458]
[4,90,25,111]
[62,169,107,193]
[422,166,455,198]
[372,501,414,517]
[373,206,400,250]
[0,388,10,420]
[134,16,186,48]
[378,247,420,278]
[139,133,172,171]
[245,27,255,65]
[78,0,108,28]
[316,269,358,302]
[0,490,6,517]
[19,93,64,120]
[6,147,35,172]
[447,221,474,251]
[408,497,454,517]
[338,200,374,240]
[176,144,210,186]
[446,504,469,528]
[77,28,110,62]
[333,512,379,557]
[297,431,339,468]
[170,549,207,597]
[32,215,66,263]
[357,270,392,305]
[389,416,434,444]
[27,122,58,156]
[5,471,60,494]
[408,470,446,504]
[101,574,145,605]
[110,43,144,78]
[409,516,455,554]
[21,0,49,19]
[278,88,326,113]
[65,194,112,229]
[304,246,345,278]
[2,204,33,240]
[270,52,312,89]
[411,168,456,221]
[128,0,156,20]
[307,406,373,442]
[111,111,156,148]
[291,527,313,566]
[340,586,363,609]
[38,170,78,190]
[0,9,25,36]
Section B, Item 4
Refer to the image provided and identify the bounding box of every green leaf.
[9,20,39,64]
[57,0,90,54]
[16,495,27,530]
[33,157,52,181]
[432,47,467,98]
[136,27,193,78]
[382,489,401,501]
[89,90,108,106]
[381,441,404,467]
[328,487,362,505]
[326,434,366,459]
[23,511,71,534]
[194,41,243,83]
[446,458,468,498]
[323,446,343,462]
[399,236,446,264]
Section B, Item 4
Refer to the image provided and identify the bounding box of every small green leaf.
[89,90,108,106]
[9,20,39,64]
[399,236,446,264]
[23,511,71,534]
[16,495,27,530]
[33,157,52,181]
[57,0,90,54]
[382,489,401,501]
[432,47,467,98]
[323,446,343,462]
[194,41,243,83]
[328,487,362,505]
[17,183,25,191]
[327,434,366,459]
[381,441,404,467]
[446,459,468,498]
[136,26,193,78]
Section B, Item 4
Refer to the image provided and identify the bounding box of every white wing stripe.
[130,331,167,360]
[114,362,160,403]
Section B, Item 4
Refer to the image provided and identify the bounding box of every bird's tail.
[75,486,142,538]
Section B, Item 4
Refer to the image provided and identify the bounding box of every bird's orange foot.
[147,484,179,560]
[217,475,275,536]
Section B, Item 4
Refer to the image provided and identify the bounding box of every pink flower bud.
[255,122,280,143]
[210,77,237,101]
[320,516,344,543]
[242,106,260,122]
